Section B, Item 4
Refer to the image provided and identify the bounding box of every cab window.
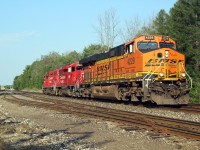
[137,42,158,53]
[160,42,175,49]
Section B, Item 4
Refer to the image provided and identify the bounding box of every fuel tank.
[91,85,120,100]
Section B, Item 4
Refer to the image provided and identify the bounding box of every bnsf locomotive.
[42,35,192,105]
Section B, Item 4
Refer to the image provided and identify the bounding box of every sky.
[0,0,177,85]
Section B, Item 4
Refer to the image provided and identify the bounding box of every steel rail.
[3,94,200,140]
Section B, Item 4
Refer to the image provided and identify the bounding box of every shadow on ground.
[0,118,114,150]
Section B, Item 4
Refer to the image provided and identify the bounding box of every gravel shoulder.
[0,93,199,150]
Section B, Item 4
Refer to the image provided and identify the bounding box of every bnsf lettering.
[97,64,110,72]
[147,59,184,64]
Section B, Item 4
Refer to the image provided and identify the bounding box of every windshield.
[160,42,175,49]
[137,42,158,53]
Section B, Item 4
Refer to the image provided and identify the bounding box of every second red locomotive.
[43,62,84,96]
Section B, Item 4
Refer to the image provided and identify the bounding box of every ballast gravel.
[0,92,199,150]
[56,96,200,123]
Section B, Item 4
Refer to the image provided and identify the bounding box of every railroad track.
[23,91,200,115]
[174,105,200,114]
[2,92,200,140]
[153,104,200,115]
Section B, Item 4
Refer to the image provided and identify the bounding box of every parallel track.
[164,106,200,114]
[22,91,200,115]
[2,92,200,140]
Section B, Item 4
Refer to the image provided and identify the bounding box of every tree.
[13,50,84,90]
[64,50,82,64]
[95,8,120,49]
[167,0,200,103]
[82,44,108,58]
[168,0,199,53]
[121,16,142,42]
[13,76,20,90]
[153,9,169,35]
[135,16,157,36]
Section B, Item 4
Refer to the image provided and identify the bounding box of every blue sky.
[0,0,177,85]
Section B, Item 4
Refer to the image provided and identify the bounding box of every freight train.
[42,35,192,105]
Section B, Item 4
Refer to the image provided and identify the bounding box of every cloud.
[0,32,38,43]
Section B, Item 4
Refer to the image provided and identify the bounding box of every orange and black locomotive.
[43,35,192,105]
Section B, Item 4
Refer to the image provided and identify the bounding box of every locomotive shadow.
[4,121,113,150]
[90,97,153,107]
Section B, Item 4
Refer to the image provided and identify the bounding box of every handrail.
[181,63,193,88]
[143,63,162,89]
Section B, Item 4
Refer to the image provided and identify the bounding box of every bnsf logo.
[128,58,135,64]
[145,59,184,66]
[147,59,184,63]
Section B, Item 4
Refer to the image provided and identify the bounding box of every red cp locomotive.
[43,62,84,96]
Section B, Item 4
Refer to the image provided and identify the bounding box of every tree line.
[13,0,200,103]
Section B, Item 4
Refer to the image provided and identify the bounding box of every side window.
[63,69,68,72]
[59,70,62,75]
[126,43,134,54]
[130,43,134,53]
[76,66,83,70]
[126,46,129,53]
[72,67,75,72]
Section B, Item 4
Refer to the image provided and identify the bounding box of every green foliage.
[189,77,200,103]
[13,44,108,90]
[168,0,199,54]
[153,9,169,35]
[169,0,200,103]
[64,50,82,64]
[136,21,156,36]
[13,51,81,90]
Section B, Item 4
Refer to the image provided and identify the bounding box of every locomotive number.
[60,76,65,79]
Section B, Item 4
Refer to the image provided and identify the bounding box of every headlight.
[181,73,186,77]
[159,72,164,77]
